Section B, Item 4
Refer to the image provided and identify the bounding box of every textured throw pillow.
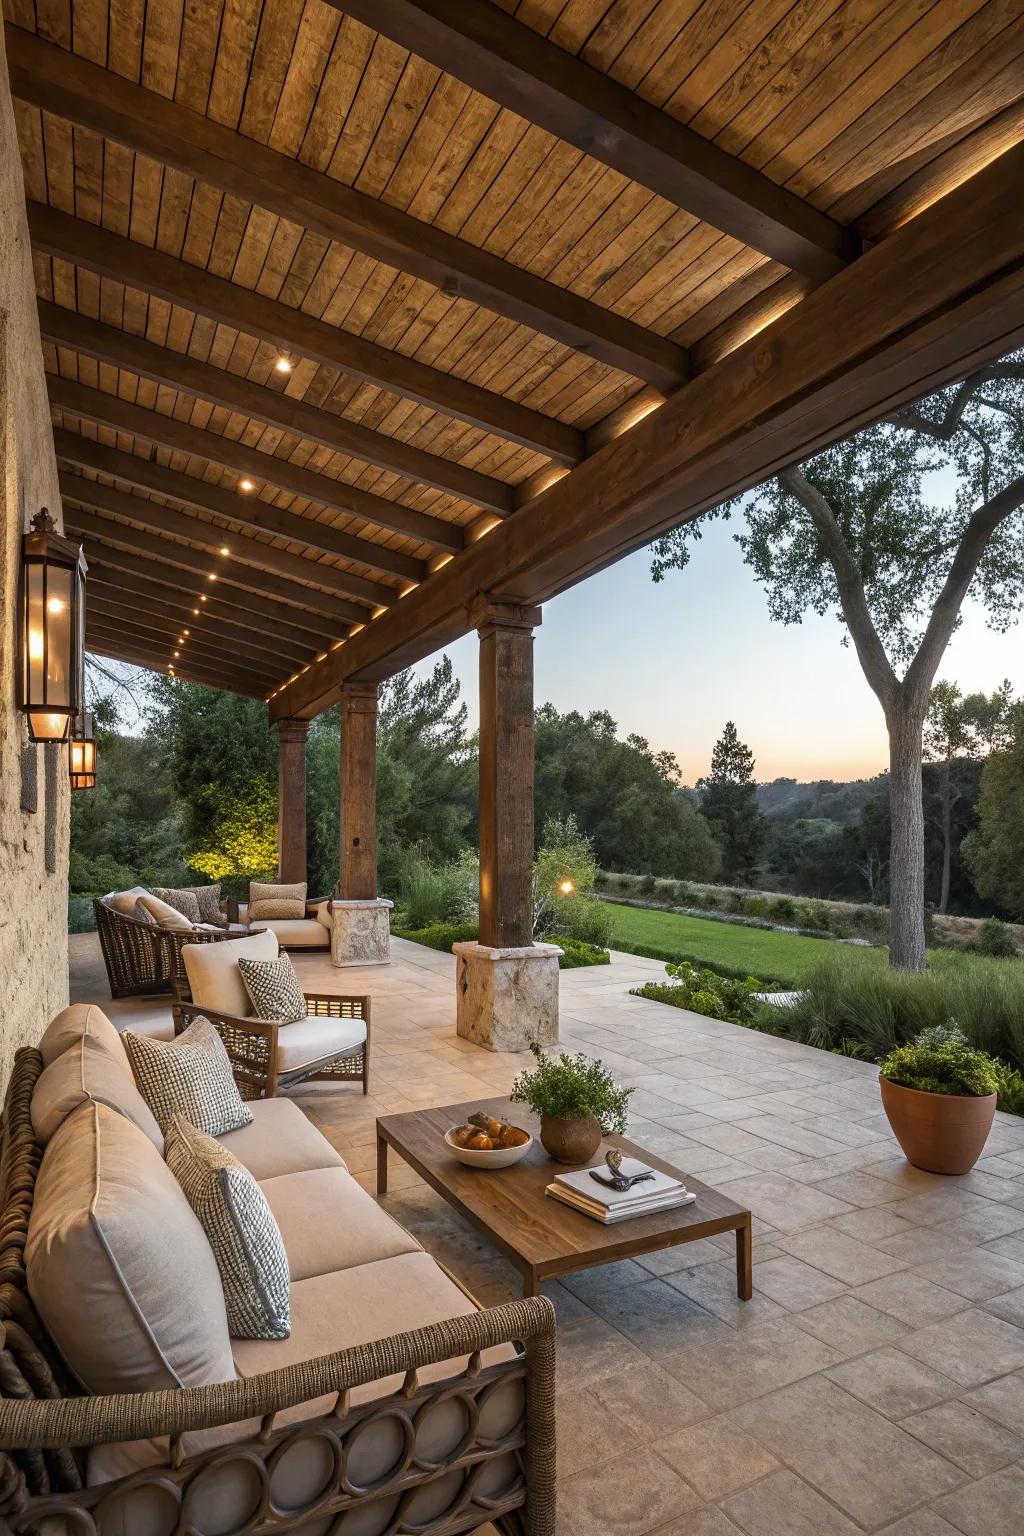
[189,884,223,925]
[248,881,306,921]
[238,952,306,1024]
[123,1017,253,1135]
[165,1115,290,1340]
[151,886,203,925]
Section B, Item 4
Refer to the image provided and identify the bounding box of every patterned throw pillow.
[151,887,203,925]
[189,884,223,925]
[165,1115,290,1340]
[238,952,306,1024]
[123,1017,253,1136]
[248,881,306,921]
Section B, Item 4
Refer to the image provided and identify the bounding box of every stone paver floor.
[70,932,1024,1535]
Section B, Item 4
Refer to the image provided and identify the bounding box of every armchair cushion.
[238,951,306,1024]
[249,880,306,921]
[123,1016,253,1136]
[135,891,194,930]
[31,1034,164,1151]
[150,886,203,924]
[259,1167,419,1281]
[276,1014,367,1074]
[26,1102,236,1396]
[248,917,329,949]
[166,1116,291,1341]
[39,1000,129,1070]
[183,927,278,1017]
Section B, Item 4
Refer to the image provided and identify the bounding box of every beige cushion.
[26,1102,236,1395]
[312,898,334,932]
[249,918,329,949]
[276,1015,366,1074]
[249,880,306,921]
[135,891,194,930]
[182,927,278,1017]
[259,1168,420,1281]
[105,885,150,916]
[31,1034,164,1151]
[39,1001,129,1070]
[216,1098,346,1181]
[233,1252,519,1429]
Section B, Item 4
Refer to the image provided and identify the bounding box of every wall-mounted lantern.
[19,509,87,742]
[69,707,97,790]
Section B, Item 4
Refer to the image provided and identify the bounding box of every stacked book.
[546,1157,696,1224]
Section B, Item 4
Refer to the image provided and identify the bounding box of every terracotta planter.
[880,1075,996,1176]
[539,1114,603,1164]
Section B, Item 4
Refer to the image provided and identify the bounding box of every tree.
[697,722,763,884]
[963,703,1024,919]
[187,777,279,886]
[923,679,1013,912]
[652,353,1024,968]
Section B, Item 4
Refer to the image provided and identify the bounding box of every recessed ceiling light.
[199,595,207,603]
[219,546,229,556]
[173,650,180,658]
[192,608,200,616]
[239,479,255,493]
[274,355,292,374]
[183,629,190,636]
[207,573,217,582]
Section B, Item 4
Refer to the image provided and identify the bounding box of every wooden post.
[275,718,309,885]
[474,599,542,949]
[340,683,379,900]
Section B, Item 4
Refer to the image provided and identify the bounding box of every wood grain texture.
[340,684,379,900]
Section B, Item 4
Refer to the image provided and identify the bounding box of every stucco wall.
[0,29,69,1084]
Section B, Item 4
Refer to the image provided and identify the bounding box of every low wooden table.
[377,1096,753,1300]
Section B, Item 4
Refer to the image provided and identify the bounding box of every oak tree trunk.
[887,701,927,971]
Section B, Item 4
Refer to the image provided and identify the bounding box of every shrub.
[638,874,657,896]
[654,878,678,902]
[880,1034,999,1098]
[771,896,796,922]
[511,1044,633,1132]
[743,894,771,919]
[616,873,634,891]
[725,888,746,914]
[393,921,478,953]
[399,853,478,929]
[673,881,695,906]
[974,917,1017,957]
[632,961,765,1026]
[700,888,721,909]
[594,871,609,889]
[68,896,96,933]
[852,905,888,937]
[993,1061,1024,1115]
[544,935,611,969]
[545,895,613,948]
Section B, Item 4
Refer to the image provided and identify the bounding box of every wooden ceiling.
[4,0,1023,702]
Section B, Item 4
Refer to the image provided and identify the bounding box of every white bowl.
[444,1127,534,1168]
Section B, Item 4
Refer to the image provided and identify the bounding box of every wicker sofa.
[94,889,233,999]
[0,1005,556,1535]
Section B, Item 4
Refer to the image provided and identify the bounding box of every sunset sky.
[417,512,1024,788]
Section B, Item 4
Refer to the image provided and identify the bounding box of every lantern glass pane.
[27,710,71,742]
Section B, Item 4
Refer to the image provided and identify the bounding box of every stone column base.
[330,898,393,967]
[453,941,561,1052]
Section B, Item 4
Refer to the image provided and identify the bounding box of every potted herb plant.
[510,1044,634,1164]
[879,1024,998,1176]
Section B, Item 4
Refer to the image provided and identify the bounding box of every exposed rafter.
[7,24,689,390]
[88,591,306,671]
[46,374,465,553]
[28,202,584,465]
[39,300,513,513]
[87,617,276,687]
[86,635,273,697]
[53,426,422,584]
[335,0,858,285]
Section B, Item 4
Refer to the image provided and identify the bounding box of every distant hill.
[756,775,888,825]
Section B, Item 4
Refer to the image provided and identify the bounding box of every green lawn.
[606,903,887,987]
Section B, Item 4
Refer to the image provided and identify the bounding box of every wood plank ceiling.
[4,0,1023,701]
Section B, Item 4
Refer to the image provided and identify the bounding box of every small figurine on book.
[546,1153,696,1224]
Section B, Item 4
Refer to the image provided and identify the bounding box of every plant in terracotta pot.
[510,1044,634,1164]
[879,1023,998,1176]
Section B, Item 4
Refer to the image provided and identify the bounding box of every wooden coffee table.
[377,1096,753,1300]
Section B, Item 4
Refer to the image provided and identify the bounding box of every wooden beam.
[339,685,378,901]
[7,25,688,390]
[87,593,301,671]
[85,637,270,698]
[334,0,857,285]
[87,617,276,687]
[269,142,1024,719]
[62,498,365,625]
[276,719,310,886]
[54,428,415,591]
[84,553,339,649]
[60,470,387,613]
[38,299,513,514]
[28,203,583,466]
[46,373,463,553]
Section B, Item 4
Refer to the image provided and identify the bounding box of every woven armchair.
[94,897,233,999]
[0,1049,557,1536]
[172,990,370,1099]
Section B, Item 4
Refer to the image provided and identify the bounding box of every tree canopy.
[697,722,763,885]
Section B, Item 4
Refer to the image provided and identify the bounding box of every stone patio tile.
[728,1376,962,1527]
[656,1415,779,1500]
[932,1464,1024,1535]
[555,1386,641,1477]
[873,1226,978,1266]
[983,1285,1024,1327]
[730,1115,849,1157]
[589,1358,712,1439]
[932,1204,1024,1243]
[565,1274,726,1355]
[912,1249,1024,1301]
[709,1172,854,1233]
[811,1170,916,1206]
[873,1515,964,1536]
[790,1293,909,1355]
[890,1187,1008,1227]
[664,1316,844,1412]
[653,1511,744,1536]
[829,1204,919,1243]
[985,1233,1024,1263]
[852,1271,969,1326]
[553,1316,648,1391]
[777,1227,908,1284]
[825,1345,958,1419]
[719,1468,863,1536]
[896,1307,1024,1386]
[554,1447,700,1536]
[869,1161,967,1193]
[665,1261,786,1327]
[900,1399,1024,1477]
[635,1237,743,1275]
[748,1255,847,1311]
[963,1366,1024,1432]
